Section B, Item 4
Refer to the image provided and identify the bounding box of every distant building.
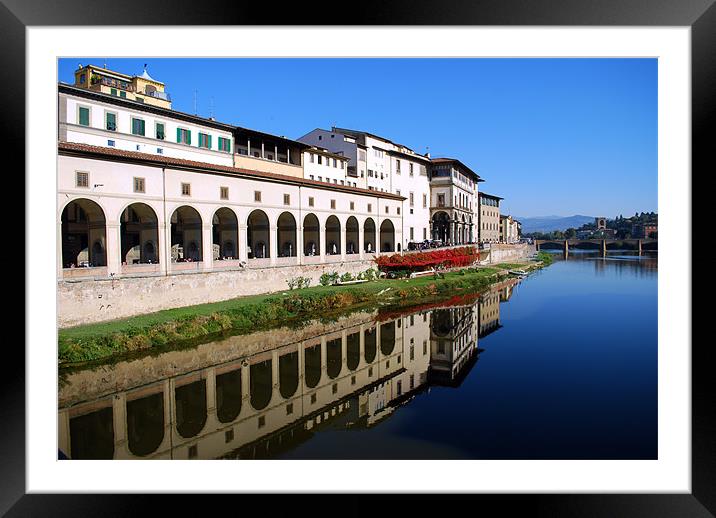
[595,217,607,230]
[632,222,658,239]
[478,192,503,244]
[500,214,519,243]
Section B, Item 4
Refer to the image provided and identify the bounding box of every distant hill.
[515,215,595,234]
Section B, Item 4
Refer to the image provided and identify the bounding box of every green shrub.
[340,272,353,283]
[319,271,339,286]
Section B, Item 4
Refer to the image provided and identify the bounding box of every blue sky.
[58,58,657,219]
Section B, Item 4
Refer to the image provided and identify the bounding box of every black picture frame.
[6,0,709,514]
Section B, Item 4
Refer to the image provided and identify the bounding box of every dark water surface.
[58,251,657,460]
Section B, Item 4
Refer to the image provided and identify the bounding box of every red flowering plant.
[374,246,479,273]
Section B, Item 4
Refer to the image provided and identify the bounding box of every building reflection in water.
[58,278,519,460]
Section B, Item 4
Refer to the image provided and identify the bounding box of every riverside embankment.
[58,256,548,365]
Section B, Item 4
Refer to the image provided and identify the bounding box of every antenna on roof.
[193,89,198,115]
[103,59,107,69]
[209,96,214,119]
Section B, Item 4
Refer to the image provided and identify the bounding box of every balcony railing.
[142,90,171,101]
[92,76,135,92]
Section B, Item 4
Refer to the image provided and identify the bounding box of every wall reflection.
[59,278,519,460]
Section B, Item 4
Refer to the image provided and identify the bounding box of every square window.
[188,445,197,459]
[386,360,390,368]
[397,207,401,215]
[367,204,372,212]
[330,200,336,210]
[107,140,115,147]
[198,133,211,149]
[311,393,317,404]
[308,197,314,207]
[157,148,163,155]
[181,183,191,196]
[225,429,234,443]
[131,118,145,136]
[351,376,356,385]
[284,194,290,205]
[368,367,373,377]
[133,177,145,193]
[286,403,294,415]
[75,171,89,188]
[385,206,389,214]
[220,186,229,200]
[177,128,191,145]
[258,416,265,428]
[350,201,354,210]
[332,383,338,394]
[218,137,231,152]
[254,191,261,202]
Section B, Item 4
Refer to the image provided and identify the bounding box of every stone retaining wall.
[58,260,376,328]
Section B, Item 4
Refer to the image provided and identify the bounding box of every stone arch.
[69,406,114,459]
[216,369,242,423]
[303,213,320,256]
[347,332,360,371]
[277,212,297,257]
[432,211,450,243]
[363,218,376,253]
[279,351,299,398]
[432,309,453,337]
[326,215,341,255]
[175,379,207,438]
[121,202,159,265]
[126,392,164,457]
[61,198,107,268]
[250,359,272,410]
[346,216,359,255]
[380,320,396,356]
[247,209,270,259]
[364,327,377,363]
[212,207,239,260]
[326,337,342,379]
[380,219,395,253]
[170,205,203,262]
[304,343,321,388]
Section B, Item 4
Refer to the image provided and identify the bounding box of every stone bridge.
[535,238,657,255]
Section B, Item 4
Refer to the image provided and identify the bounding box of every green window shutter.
[187,130,191,146]
[177,127,182,143]
[208,135,212,149]
[79,107,89,126]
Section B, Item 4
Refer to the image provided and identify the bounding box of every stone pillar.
[341,226,347,261]
[241,363,250,406]
[270,225,278,265]
[162,379,172,450]
[57,221,64,278]
[601,239,607,256]
[158,220,168,275]
[638,239,643,255]
[297,225,304,265]
[564,240,569,256]
[358,226,365,261]
[320,337,328,376]
[165,217,173,273]
[319,225,326,263]
[112,393,127,459]
[238,223,248,262]
[202,223,213,270]
[205,368,216,421]
[106,221,121,276]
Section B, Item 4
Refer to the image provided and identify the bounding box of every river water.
[58,251,657,460]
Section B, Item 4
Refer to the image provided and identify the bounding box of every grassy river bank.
[58,256,550,365]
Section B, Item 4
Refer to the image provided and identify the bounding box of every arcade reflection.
[58,278,519,460]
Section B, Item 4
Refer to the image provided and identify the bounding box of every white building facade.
[299,127,431,250]
[429,158,483,245]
